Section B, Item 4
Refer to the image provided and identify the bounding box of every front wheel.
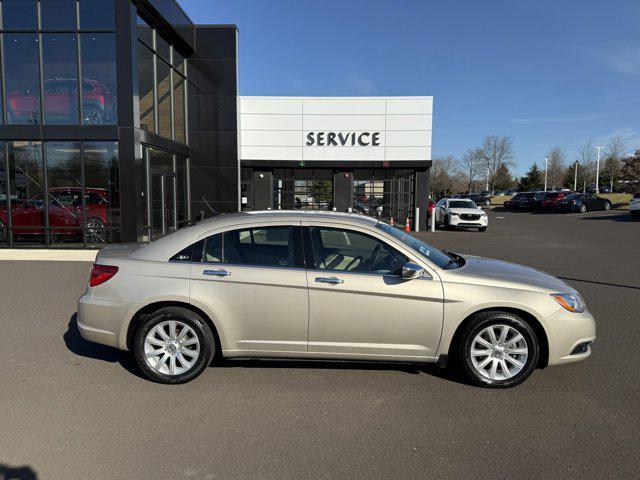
[604,202,611,211]
[579,203,587,213]
[133,306,215,384]
[458,311,539,388]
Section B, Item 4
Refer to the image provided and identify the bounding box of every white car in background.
[435,198,488,231]
[630,193,640,219]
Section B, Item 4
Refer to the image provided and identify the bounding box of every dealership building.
[0,0,432,248]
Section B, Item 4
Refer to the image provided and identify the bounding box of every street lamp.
[574,161,579,191]
[544,157,549,191]
[594,146,604,193]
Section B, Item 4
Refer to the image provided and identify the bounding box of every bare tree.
[545,146,566,190]
[602,135,627,192]
[480,135,515,193]
[576,138,596,192]
[456,148,484,193]
[430,155,457,196]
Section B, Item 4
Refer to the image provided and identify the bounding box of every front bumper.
[542,308,596,366]
[449,215,488,228]
[77,292,140,350]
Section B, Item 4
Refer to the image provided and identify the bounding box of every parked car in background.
[505,192,535,210]
[541,191,573,211]
[532,191,548,210]
[463,193,492,207]
[434,198,488,231]
[77,210,595,387]
[556,193,611,213]
[629,193,640,219]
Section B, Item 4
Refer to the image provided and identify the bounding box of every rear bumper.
[77,292,140,350]
[543,308,596,366]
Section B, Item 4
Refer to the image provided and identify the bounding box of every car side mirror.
[402,261,425,280]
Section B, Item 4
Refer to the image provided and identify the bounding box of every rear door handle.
[203,269,231,277]
[315,276,344,284]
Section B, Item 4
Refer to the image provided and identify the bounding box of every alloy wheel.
[470,324,528,381]
[144,320,200,376]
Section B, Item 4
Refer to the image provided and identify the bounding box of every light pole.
[594,146,604,193]
[544,157,549,191]
[574,161,579,191]
[486,168,489,192]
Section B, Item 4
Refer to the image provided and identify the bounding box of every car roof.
[131,210,380,261]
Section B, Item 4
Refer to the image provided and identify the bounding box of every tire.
[604,202,611,211]
[579,203,587,213]
[133,306,215,384]
[478,227,487,232]
[458,311,539,388]
[485,200,491,207]
[82,106,103,125]
[444,215,453,230]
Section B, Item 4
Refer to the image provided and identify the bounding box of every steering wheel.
[367,243,383,271]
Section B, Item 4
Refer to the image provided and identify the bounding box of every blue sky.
[181,0,640,176]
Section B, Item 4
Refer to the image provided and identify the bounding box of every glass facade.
[0,0,117,126]
[136,15,187,143]
[0,141,120,247]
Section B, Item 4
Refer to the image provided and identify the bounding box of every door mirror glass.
[401,261,425,280]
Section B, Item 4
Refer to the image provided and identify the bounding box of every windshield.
[449,200,476,209]
[376,222,459,269]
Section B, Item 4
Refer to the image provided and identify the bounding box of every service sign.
[305,131,382,147]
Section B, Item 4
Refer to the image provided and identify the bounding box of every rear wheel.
[133,306,215,384]
[604,202,611,211]
[458,311,539,388]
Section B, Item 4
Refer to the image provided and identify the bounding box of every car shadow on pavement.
[63,314,471,385]
[0,464,38,480]
[211,358,471,385]
[579,213,637,222]
[64,314,146,380]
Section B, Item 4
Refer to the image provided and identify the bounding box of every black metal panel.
[193,26,238,60]
[333,171,353,212]
[187,59,237,96]
[188,94,236,132]
[253,171,273,210]
[414,169,430,231]
[188,131,237,169]
[118,128,138,242]
[139,129,190,156]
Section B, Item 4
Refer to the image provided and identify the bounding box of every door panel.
[303,223,444,360]
[190,265,309,354]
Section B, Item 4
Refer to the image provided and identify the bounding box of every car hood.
[448,208,485,215]
[449,255,574,294]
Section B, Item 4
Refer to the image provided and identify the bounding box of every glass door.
[149,147,177,237]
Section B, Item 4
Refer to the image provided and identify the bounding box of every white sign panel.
[239,96,432,163]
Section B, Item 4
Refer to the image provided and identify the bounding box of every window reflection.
[43,34,80,125]
[138,42,155,132]
[79,0,115,31]
[157,59,172,138]
[84,142,120,244]
[0,142,6,246]
[173,74,186,143]
[45,142,83,241]
[80,34,117,125]
[41,0,78,30]
[7,141,45,243]
[4,34,41,125]
[2,0,38,30]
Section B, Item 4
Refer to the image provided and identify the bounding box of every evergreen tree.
[491,162,514,190]
[518,163,544,191]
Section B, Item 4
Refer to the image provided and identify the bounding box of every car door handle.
[203,269,231,277]
[315,276,344,284]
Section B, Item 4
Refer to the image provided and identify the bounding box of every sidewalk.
[0,249,97,262]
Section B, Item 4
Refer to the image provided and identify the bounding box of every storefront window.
[41,0,78,30]
[0,142,7,246]
[3,34,41,125]
[80,33,117,125]
[8,141,45,244]
[173,74,186,143]
[156,59,172,138]
[1,0,38,30]
[79,0,115,31]
[42,34,80,125]
[83,142,120,244]
[138,42,155,132]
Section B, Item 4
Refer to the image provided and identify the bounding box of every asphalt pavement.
[1,209,639,479]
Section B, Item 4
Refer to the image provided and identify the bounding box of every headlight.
[480,213,487,217]
[550,293,586,313]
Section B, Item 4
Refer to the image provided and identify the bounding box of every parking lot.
[1,209,639,480]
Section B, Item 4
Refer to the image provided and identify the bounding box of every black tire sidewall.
[460,312,539,388]
[133,307,215,384]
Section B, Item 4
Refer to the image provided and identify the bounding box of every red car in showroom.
[0,187,113,243]
[6,78,115,125]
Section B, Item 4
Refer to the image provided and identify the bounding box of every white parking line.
[0,249,97,262]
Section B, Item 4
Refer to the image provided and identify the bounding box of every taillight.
[89,263,119,287]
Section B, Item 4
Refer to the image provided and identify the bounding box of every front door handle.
[315,276,344,285]
[203,269,231,277]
